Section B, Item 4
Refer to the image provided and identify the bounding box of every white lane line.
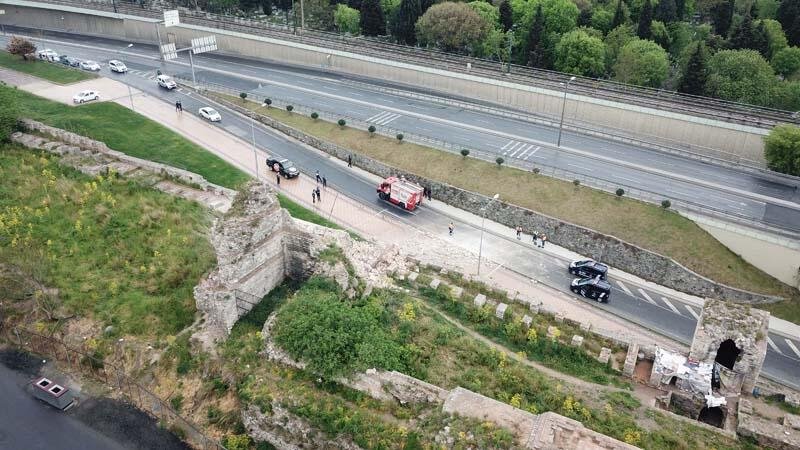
[553,257,566,268]
[367,111,390,122]
[684,305,700,320]
[501,140,514,151]
[660,297,681,315]
[616,280,633,296]
[517,147,530,160]
[637,288,656,305]
[785,339,800,358]
[767,337,783,355]
[504,142,522,156]
[524,146,541,160]
[510,143,526,158]
[567,163,593,171]
[377,113,402,125]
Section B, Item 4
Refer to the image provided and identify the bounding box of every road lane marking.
[660,297,681,315]
[637,289,656,305]
[376,113,402,125]
[366,111,390,122]
[616,280,633,296]
[553,257,566,268]
[504,142,522,155]
[501,140,513,151]
[767,337,783,355]
[785,339,800,358]
[684,305,700,319]
[510,144,525,158]
[524,146,540,160]
[488,262,505,276]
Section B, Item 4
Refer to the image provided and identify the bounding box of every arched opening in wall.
[668,376,677,386]
[697,406,725,428]
[715,339,740,371]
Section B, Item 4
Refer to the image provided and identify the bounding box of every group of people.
[516,226,548,248]
[312,170,326,204]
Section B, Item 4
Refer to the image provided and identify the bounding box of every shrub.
[368,125,376,135]
[532,167,540,174]
[310,112,319,120]
[223,434,252,450]
[239,92,248,101]
[396,133,404,142]
[6,36,36,60]
[615,188,625,198]
[461,149,470,158]
[338,119,346,128]
[263,98,272,107]
[573,179,581,187]
[286,105,294,112]
[496,157,504,166]
[170,394,183,411]
[661,199,671,209]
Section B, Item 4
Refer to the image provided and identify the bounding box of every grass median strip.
[0,50,96,84]
[222,95,793,301]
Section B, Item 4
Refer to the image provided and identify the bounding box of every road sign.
[160,43,177,60]
[191,35,217,54]
[163,10,180,27]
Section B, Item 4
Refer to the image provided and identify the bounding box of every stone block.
[787,392,800,408]
[555,313,564,323]
[547,326,560,340]
[579,322,591,332]
[529,303,540,314]
[407,272,419,283]
[598,347,612,364]
[786,413,800,431]
[571,335,584,347]
[739,399,753,416]
[451,286,463,299]
[440,268,448,276]
[623,343,640,377]
[522,315,533,329]
[430,278,441,289]
[495,303,508,320]
[474,294,486,308]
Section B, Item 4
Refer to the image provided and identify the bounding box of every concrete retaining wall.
[0,0,769,165]
[210,95,781,304]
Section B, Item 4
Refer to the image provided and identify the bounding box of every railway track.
[23,0,800,128]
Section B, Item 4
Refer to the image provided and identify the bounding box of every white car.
[79,60,101,71]
[199,107,221,122]
[108,60,128,73]
[157,74,177,89]
[73,90,99,104]
[37,49,59,61]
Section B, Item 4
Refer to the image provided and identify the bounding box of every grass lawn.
[222,95,794,301]
[277,194,361,240]
[0,50,96,84]
[0,145,216,337]
[2,85,249,189]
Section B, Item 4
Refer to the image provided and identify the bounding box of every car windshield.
[206,109,218,115]
[576,278,595,286]
[575,260,592,267]
[282,161,295,168]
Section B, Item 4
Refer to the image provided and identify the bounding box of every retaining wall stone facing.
[210,95,782,304]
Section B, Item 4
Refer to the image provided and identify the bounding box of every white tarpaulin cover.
[652,347,713,395]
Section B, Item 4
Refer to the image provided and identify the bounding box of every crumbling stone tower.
[689,299,769,395]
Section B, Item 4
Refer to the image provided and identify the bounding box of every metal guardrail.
[11,327,227,450]
[189,78,800,238]
[19,0,800,129]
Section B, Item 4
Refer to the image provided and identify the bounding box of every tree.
[275,0,293,25]
[361,0,386,36]
[706,49,776,104]
[768,79,800,109]
[777,0,800,46]
[499,0,514,32]
[756,0,779,18]
[6,36,36,60]
[496,156,505,166]
[263,98,273,108]
[393,0,422,44]
[675,0,686,19]
[611,0,626,29]
[754,21,771,57]
[758,19,789,58]
[679,42,709,95]
[311,112,319,120]
[396,133,404,142]
[730,13,757,50]
[591,7,615,34]
[338,118,347,127]
[616,188,625,197]
[415,2,490,54]
[239,92,248,101]
[764,124,800,175]
[655,0,677,23]
[661,199,672,209]
[0,86,20,142]
[461,149,470,157]
[260,0,274,15]
[554,30,607,77]
[712,0,735,37]
[613,39,670,87]
[526,4,546,66]
[637,0,653,39]
[286,105,294,111]
[368,125,376,135]
[772,46,800,77]
[334,4,361,34]
[651,20,671,49]
[604,24,635,70]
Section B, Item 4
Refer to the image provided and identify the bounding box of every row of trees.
[201,0,800,109]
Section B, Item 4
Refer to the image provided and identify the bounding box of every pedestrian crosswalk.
[366,111,402,126]
[786,338,800,358]
[500,141,540,160]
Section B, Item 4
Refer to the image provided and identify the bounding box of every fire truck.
[376,176,425,211]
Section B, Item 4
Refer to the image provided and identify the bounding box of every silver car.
[108,60,128,73]
[79,60,101,71]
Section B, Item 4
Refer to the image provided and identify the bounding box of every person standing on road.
[315,187,321,202]
[541,234,547,248]
[276,174,281,187]
[532,230,538,246]
[428,187,433,201]
[347,154,353,168]
[315,171,321,184]
[322,176,327,189]
[448,222,454,236]
[312,189,316,204]
[175,100,182,113]
[516,226,522,240]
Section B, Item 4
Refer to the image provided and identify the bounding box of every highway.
[4,31,800,389]
[9,26,800,235]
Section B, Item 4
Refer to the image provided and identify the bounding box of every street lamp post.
[250,117,259,180]
[477,193,500,276]
[124,44,135,111]
[556,75,576,148]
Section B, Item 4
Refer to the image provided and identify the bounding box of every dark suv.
[266,158,299,178]
[570,277,611,303]
[568,259,608,280]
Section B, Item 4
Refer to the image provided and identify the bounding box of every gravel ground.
[0,348,46,377]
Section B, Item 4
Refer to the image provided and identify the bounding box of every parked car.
[73,90,99,104]
[198,107,221,122]
[36,49,59,61]
[570,277,611,303]
[156,74,177,89]
[266,158,299,178]
[62,57,82,67]
[108,60,128,73]
[568,259,608,280]
[79,60,101,71]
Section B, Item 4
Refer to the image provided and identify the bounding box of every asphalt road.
[5,32,800,388]
[7,27,800,235]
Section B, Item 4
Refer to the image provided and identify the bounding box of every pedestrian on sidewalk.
[348,154,353,168]
[448,222,454,236]
[532,230,538,246]
[312,189,316,204]
[315,187,321,202]
[423,187,428,200]
[315,171,321,184]
[516,226,522,240]
[541,234,547,248]
[427,187,432,201]
[322,176,327,189]
[175,100,182,113]
[276,174,281,187]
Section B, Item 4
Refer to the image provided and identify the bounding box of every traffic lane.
[764,351,800,390]
[0,364,128,450]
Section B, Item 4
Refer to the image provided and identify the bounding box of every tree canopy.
[415,2,490,54]
[613,38,670,87]
[771,46,800,77]
[554,29,607,77]
[360,0,386,36]
[706,49,776,104]
[679,41,709,95]
[764,124,800,176]
[334,4,361,34]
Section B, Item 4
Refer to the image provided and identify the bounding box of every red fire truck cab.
[377,176,425,211]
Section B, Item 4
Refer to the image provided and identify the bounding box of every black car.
[266,158,299,178]
[570,277,611,303]
[62,57,81,67]
[568,259,608,280]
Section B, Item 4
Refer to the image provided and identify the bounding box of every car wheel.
[579,289,586,297]
[79,99,84,104]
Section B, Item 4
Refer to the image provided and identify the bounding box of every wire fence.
[24,0,800,129]
[188,78,800,238]
[11,327,227,450]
